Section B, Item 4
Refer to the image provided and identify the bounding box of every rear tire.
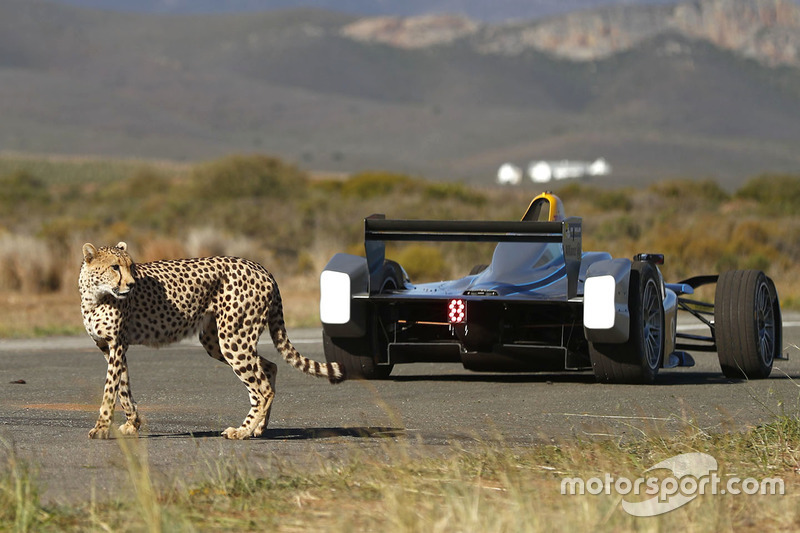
[589,262,665,384]
[715,270,780,379]
[323,330,392,380]
[322,260,400,380]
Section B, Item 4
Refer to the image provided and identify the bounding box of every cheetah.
[79,242,344,440]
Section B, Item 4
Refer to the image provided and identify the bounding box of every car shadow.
[390,373,597,384]
[141,426,405,440]
[389,371,800,386]
[657,371,800,386]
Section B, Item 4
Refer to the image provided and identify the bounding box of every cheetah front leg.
[89,343,137,439]
[116,371,142,437]
[95,342,142,437]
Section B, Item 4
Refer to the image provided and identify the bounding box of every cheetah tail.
[267,286,345,384]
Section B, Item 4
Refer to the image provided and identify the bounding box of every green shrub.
[340,171,420,199]
[113,168,172,200]
[190,154,308,200]
[594,189,633,212]
[736,174,800,214]
[391,245,448,281]
[423,182,486,206]
[594,215,641,241]
[0,170,50,207]
[649,178,729,203]
[309,178,343,194]
[553,184,632,212]
[552,182,587,201]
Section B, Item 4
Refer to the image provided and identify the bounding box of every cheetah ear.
[116,241,128,252]
[82,243,97,263]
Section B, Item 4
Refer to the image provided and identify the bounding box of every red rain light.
[448,299,466,324]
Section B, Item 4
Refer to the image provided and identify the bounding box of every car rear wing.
[363,214,583,298]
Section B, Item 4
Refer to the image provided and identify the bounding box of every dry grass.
[0,292,83,338]
[0,154,798,337]
[3,415,800,531]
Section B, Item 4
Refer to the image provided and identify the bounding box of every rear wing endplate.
[364,215,583,298]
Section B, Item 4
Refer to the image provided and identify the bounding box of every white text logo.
[560,452,784,516]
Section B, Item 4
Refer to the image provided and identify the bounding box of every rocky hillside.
[342,0,800,68]
[2,0,800,186]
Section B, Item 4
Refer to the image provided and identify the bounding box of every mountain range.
[2,0,800,188]
[41,0,688,22]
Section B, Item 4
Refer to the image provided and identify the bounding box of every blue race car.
[320,192,783,383]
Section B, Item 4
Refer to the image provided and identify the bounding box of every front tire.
[589,262,665,384]
[715,270,780,379]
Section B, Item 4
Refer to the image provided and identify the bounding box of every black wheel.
[589,262,665,384]
[715,270,780,379]
[322,260,400,380]
[322,330,392,380]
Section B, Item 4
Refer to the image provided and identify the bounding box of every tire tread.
[715,269,774,379]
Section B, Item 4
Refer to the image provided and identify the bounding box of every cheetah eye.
[111,265,120,272]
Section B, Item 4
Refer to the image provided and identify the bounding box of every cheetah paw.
[118,421,140,436]
[221,427,251,440]
[88,426,110,440]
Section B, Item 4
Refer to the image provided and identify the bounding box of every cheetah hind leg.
[199,314,226,363]
[220,332,276,440]
[253,357,277,437]
[222,355,276,440]
[198,317,259,439]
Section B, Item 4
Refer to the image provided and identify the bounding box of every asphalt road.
[1,314,798,504]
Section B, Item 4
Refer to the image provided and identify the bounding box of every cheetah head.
[80,241,136,300]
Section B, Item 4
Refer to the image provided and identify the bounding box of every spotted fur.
[79,241,344,440]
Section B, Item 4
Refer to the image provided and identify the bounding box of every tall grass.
[2,414,799,531]
[0,440,42,532]
[115,436,164,533]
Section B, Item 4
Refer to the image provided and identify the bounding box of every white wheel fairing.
[320,270,351,325]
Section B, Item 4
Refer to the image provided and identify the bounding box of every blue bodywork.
[341,213,614,372]
[399,243,612,301]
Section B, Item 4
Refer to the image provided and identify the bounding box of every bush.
[105,168,172,200]
[649,179,729,203]
[736,173,800,214]
[594,215,641,241]
[0,170,50,209]
[391,245,448,281]
[340,171,420,199]
[423,182,486,206]
[190,154,308,201]
[553,183,632,212]
[551,182,586,201]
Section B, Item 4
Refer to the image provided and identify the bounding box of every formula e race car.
[319,192,784,383]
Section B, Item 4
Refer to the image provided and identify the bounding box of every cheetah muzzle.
[79,241,345,440]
